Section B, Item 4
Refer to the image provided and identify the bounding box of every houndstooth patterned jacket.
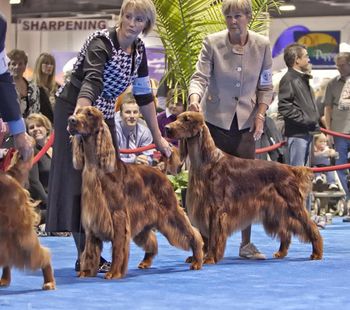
[57,28,150,119]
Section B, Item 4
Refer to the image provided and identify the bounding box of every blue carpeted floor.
[1,217,350,310]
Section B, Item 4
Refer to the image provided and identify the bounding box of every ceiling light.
[279,4,296,11]
[9,0,21,4]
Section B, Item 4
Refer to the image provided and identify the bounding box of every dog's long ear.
[96,121,116,172]
[72,135,84,170]
[179,139,188,162]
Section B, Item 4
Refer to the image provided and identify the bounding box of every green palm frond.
[153,0,280,104]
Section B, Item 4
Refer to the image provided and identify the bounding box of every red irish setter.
[165,111,323,264]
[0,151,55,290]
[68,106,203,279]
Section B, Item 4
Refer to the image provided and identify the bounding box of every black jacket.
[278,68,319,137]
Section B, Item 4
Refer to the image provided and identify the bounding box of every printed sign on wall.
[294,31,340,68]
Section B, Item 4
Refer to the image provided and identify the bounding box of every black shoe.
[74,258,111,273]
[98,261,111,273]
[75,259,80,272]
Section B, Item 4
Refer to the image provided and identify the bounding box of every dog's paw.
[138,261,152,269]
[104,272,123,280]
[42,281,56,290]
[203,257,215,264]
[0,279,10,287]
[273,251,287,259]
[310,253,322,260]
[185,256,194,263]
[190,261,202,270]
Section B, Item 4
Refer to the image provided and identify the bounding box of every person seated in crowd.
[32,52,60,115]
[7,49,53,122]
[157,89,184,146]
[312,133,339,191]
[26,113,53,234]
[115,96,153,165]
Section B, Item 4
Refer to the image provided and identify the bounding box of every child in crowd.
[157,89,184,146]
[312,133,339,191]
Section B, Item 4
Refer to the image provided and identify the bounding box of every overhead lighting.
[279,4,296,11]
[9,0,21,4]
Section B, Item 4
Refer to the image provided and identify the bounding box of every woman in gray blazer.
[188,0,273,260]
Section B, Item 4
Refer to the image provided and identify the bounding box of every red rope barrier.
[320,128,350,139]
[32,132,55,165]
[255,141,286,154]
[33,129,350,175]
[120,143,157,154]
[311,163,350,173]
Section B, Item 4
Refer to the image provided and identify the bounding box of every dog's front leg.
[105,210,130,280]
[0,266,11,287]
[206,211,228,264]
[79,232,101,277]
[42,264,56,290]
[185,234,208,263]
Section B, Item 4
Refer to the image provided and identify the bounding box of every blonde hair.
[26,113,52,135]
[117,0,156,36]
[32,53,57,93]
[222,0,252,18]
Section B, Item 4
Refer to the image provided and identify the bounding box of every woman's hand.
[252,117,264,141]
[154,136,172,158]
[188,102,202,112]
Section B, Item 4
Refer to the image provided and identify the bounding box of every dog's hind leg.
[288,201,323,260]
[105,210,130,279]
[42,263,55,290]
[133,229,158,269]
[274,231,291,259]
[79,232,102,277]
[0,266,11,287]
[157,206,203,270]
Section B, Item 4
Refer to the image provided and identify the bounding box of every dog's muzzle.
[164,125,173,138]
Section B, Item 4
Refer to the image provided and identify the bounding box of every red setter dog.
[165,111,323,264]
[0,151,55,290]
[68,106,203,279]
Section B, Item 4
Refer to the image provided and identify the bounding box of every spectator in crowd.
[26,113,53,232]
[0,12,33,161]
[32,52,60,112]
[312,132,339,191]
[278,43,319,169]
[45,0,171,273]
[115,97,153,165]
[7,49,53,122]
[157,88,184,146]
[188,0,273,260]
[323,52,350,222]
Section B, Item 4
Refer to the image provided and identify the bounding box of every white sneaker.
[239,242,266,260]
[328,183,339,191]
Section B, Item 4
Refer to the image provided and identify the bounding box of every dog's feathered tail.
[291,166,314,200]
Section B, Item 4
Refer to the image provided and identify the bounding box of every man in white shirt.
[115,98,153,165]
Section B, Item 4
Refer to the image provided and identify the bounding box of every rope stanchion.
[32,132,55,165]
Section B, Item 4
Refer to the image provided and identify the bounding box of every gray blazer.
[189,29,273,130]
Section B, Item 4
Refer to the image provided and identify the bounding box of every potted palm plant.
[153,0,280,106]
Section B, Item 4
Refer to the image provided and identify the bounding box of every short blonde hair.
[222,0,252,19]
[26,113,52,135]
[117,0,156,36]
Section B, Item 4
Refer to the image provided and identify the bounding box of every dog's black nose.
[68,116,77,125]
[164,126,172,137]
